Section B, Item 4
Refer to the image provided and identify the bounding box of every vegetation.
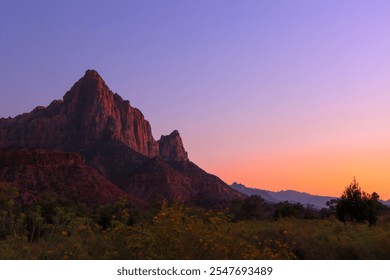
[1,180,390,260]
[327,178,382,226]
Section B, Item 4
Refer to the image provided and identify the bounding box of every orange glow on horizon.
[201,145,390,200]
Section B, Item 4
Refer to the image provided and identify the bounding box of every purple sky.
[1,1,390,198]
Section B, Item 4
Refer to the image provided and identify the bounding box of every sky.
[1,1,390,199]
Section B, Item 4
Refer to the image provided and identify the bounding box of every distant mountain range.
[231,182,390,208]
[231,182,335,209]
[230,182,336,209]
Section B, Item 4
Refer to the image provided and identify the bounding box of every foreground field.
[1,201,390,260]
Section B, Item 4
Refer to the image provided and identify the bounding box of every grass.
[1,203,390,259]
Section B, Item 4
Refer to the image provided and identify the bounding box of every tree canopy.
[329,178,381,226]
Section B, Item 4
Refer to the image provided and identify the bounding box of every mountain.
[0,148,132,207]
[231,182,335,209]
[230,183,279,202]
[0,70,244,207]
[269,190,335,209]
[0,70,157,157]
[382,200,390,206]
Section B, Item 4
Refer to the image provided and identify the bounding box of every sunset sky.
[1,1,390,199]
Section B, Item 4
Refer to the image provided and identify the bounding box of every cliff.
[0,70,244,207]
[0,70,159,157]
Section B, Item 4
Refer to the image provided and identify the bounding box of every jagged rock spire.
[159,130,188,161]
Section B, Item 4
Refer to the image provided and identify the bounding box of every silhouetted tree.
[367,192,381,226]
[332,178,381,226]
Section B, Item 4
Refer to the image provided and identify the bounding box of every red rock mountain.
[159,130,188,162]
[0,70,244,207]
[1,70,155,157]
[0,148,134,207]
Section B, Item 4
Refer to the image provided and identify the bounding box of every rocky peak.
[159,130,188,161]
[84,69,102,79]
[61,70,160,156]
[63,69,111,105]
[0,69,160,157]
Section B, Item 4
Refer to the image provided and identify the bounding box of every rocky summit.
[0,69,159,156]
[0,70,244,207]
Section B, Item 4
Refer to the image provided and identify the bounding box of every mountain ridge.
[0,70,244,207]
[230,182,335,209]
[231,182,390,208]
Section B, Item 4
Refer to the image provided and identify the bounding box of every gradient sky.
[1,1,390,199]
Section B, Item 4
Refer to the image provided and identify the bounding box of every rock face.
[0,148,129,206]
[0,70,244,207]
[0,70,159,157]
[159,130,188,162]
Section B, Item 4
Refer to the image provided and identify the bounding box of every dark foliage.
[329,178,382,226]
[3,181,390,259]
[228,195,273,221]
